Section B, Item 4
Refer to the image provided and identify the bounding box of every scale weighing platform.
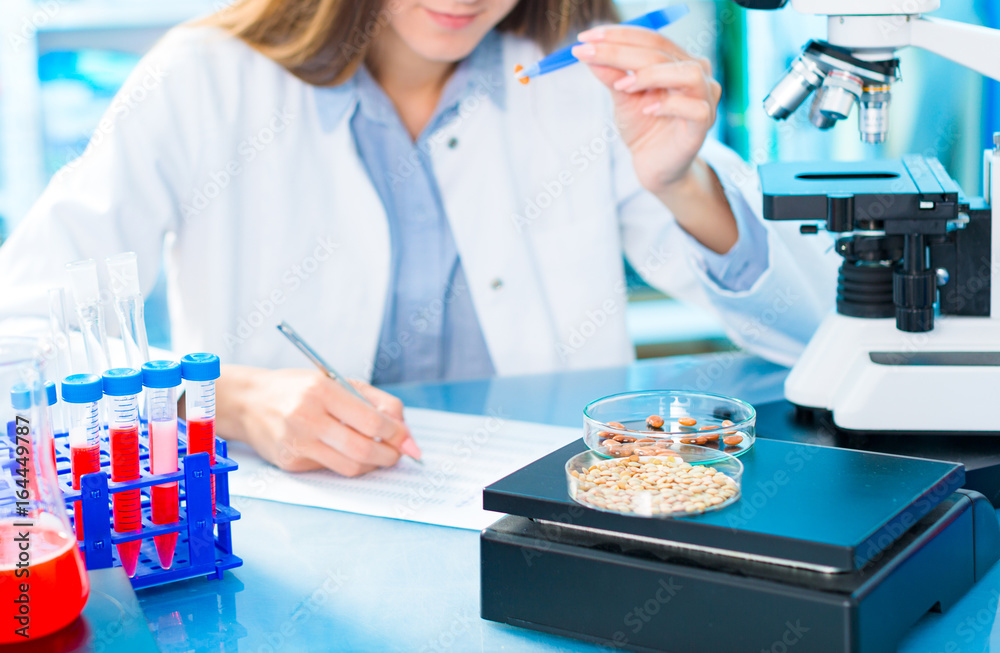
[481,438,1000,653]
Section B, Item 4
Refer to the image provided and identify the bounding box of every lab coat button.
[491,278,503,290]
[447,137,459,149]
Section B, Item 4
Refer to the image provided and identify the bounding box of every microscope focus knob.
[894,271,936,333]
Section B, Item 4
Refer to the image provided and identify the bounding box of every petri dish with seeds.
[583,390,756,461]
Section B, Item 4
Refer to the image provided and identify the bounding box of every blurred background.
[0,0,998,356]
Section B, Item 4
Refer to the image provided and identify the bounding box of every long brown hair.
[200,0,618,86]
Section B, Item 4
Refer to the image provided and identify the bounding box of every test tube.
[62,374,103,542]
[66,260,111,377]
[48,286,74,385]
[181,354,220,515]
[142,360,181,569]
[106,253,150,373]
[44,381,60,466]
[107,253,150,421]
[102,368,143,577]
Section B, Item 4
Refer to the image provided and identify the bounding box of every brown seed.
[607,421,626,431]
[700,426,715,431]
[723,435,743,446]
[680,438,697,444]
[628,455,640,463]
[601,439,617,448]
[596,431,610,439]
[695,437,708,445]
[646,415,665,429]
[613,435,636,444]
[702,434,719,442]
[722,420,734,427]
[678,417,697,427]
[636,438,656,444]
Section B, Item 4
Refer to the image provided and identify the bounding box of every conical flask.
[0,337,89,643]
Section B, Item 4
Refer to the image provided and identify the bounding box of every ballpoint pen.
[276,321,422,463]
[515,4,691,82]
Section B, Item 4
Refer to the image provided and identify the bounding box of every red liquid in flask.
[110,425,141,576]
[0,522,90,643]
[70,444,100,541]
[186,418,216,514]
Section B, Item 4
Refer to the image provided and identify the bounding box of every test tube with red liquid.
[142,360,181,569]
[102,368,143,577]
[61,374,103,541]
[181,354,220,515]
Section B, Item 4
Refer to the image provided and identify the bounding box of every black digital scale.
[481,438,1000,653]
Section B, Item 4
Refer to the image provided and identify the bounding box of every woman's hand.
[573,25,721,194]
[216,366,420,477]
[573,26,738,254]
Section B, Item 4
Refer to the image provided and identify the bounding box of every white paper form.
[226,408,582,530]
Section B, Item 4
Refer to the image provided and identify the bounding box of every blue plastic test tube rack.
[40,420,243,590]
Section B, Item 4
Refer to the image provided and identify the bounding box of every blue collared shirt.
[345,32,766,384]
[351,35,501,385]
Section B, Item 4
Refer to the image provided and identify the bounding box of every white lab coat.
[0,26,833,379]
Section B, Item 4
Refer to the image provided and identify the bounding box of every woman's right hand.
[216,365,420,477]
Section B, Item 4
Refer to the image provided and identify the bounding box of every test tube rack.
[51,421,243,590]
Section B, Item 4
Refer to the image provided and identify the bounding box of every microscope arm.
[910,17,1000,82]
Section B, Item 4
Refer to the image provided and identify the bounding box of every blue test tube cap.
[44,381,57,407]
[61,374,103,404]
[102,368,142,397]
[181,353,221,382]
[142,360,182,389]
[10,384,31,411]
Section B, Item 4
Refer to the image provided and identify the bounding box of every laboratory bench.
[72,353,1000,651]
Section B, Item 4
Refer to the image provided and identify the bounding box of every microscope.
[734,0,1000,433]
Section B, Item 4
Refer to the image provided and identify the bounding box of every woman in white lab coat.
[0,0,829,476]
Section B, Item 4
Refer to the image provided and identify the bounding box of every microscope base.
[785,313,1000,432]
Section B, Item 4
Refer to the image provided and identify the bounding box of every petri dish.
[565,446,743,518]
[583,390,756,461]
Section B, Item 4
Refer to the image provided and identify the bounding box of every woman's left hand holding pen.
[573,25,738,255]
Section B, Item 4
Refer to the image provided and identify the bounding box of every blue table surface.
[127,353,1000,652]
